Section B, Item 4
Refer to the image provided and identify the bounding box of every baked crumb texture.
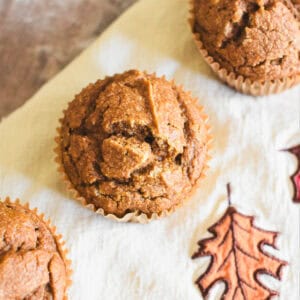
[59,70,210,218]
[292,0,300,10]
[193,0,300,82]
[0,201,68,300]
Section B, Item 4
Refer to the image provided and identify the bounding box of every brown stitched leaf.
[192,189,287,299]
[285,145,300,203]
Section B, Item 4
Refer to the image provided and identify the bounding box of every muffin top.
[193,0,300,82]
[0,201,67,300]
[59,70,210,217]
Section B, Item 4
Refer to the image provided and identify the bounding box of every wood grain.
[0,0,137,119]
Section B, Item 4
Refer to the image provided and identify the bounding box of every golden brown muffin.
[191,0,300,94]
[0,200,70,300]
[56,70,211,221]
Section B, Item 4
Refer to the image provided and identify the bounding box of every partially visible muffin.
[0,200,70,300]
[56,70,211,221]
[191,0,300,94]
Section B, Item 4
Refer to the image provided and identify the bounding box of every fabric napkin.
[0,0,299,299]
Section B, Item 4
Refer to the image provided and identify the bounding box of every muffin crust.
[193,0,300,82]
[59,70,210,217]
[0,201,67,300]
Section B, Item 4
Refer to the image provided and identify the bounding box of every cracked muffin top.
[193,0,300,82]
[0,201,68,300]
[58,70,211,218]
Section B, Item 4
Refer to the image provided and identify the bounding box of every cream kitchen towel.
[0,0,299,299]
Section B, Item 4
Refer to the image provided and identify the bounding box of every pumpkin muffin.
[55,70,211,222]
[0,199,71,300]
[190,0,300,95]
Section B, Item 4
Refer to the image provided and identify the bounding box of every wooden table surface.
[0,0,137,120]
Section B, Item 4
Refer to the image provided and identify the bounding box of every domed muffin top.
[193,0,300,81]
[0,201,67,300]
[59,70,210,217]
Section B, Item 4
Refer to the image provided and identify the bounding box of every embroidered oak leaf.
[192,189,287,299]
[285,145,300,203]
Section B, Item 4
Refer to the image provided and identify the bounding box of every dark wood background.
[0,0,137,120]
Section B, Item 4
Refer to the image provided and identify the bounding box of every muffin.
[55,70,212,223]
[0,198,71,300]
[190,0,300,95]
